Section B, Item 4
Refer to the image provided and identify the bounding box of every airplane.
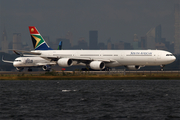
[12,26,176,71]
[2,56,56,71]
[2,41,63,72]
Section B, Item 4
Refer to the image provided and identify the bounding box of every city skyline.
[0,24,175,52]
[0,0,179,47]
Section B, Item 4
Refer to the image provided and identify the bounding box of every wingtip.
[13,50,21,55]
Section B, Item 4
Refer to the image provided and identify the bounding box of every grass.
[0,71,180,80]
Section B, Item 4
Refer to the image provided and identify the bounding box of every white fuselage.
[13,57,54,68]
[31,49,176,67]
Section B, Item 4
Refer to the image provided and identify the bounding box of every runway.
[0,70,179,75]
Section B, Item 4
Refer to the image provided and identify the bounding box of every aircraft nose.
[13,62,17,67]
[13,62,19,67]
[173,56,176,61]
[171,56,176,62]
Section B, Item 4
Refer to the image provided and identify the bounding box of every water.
[0,80,180,120]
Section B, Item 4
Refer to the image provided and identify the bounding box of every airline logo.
[31,28,34,32]
[29,26,39,34]
[31,35,44,49]
[127,52,152,56]
[29,26,48,50]
[29,26,44,49]
[29,26,52,50]
[25,58,33,63]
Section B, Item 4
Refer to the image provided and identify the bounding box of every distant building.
[140,37,147,49]
[77,37,88,49]
[56,38,71,49]
[107,38,112,50]
[43,36,54,49]
[155,42,166,50]
[161,38,169,50]
[66,31,73,46]
[22,42,31,51]
[114,41,124,50]
[174,3,180,54]
[132,34,139,49]
[169,42,174,53]
[13,33,22,50]
[43,36,50,45]
[155,24,162,43]
[1,28,8,53]
[133,34,138,42]
[146,27,155,49]
[124,42,133,50]
[132,42,139,49]
[89,30,98,49]
[98,42,106,49]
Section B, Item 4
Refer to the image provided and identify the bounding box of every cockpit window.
[166,54,173,56]
[15,60,21,62]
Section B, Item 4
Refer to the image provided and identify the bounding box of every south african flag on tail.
[28,26,53,50]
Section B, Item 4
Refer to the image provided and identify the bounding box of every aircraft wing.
[36,62,56,66]
[23,54,42,57]
[10,49,41,55]
[40,55,116,63]
[70,57,116,63]
[2,56,14,63]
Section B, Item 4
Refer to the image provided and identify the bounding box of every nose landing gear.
[28,68,32,72]
[160,65,165,71]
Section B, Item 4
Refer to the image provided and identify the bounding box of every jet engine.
[42,65,51,71]
[125,65,140,70]
[89,61,105,70]
[57,58,73,67]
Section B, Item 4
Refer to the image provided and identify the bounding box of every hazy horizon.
[0,0,179,48]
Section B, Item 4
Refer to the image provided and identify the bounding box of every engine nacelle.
[126,65,140,70]
[42,65,51,71]
[57,58,73,67]
[89,61,105,70]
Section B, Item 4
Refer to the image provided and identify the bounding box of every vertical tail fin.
[29,26,53,50]
[58,41,63,50]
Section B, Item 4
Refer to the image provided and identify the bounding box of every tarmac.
[0,70,179,75]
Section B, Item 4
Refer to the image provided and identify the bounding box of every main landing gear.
[104,67,110,71]
[28,68,32,72]
[160,65,165,71]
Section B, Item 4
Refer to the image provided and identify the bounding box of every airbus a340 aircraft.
[12,26,176,71]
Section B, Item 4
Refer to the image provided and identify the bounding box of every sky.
[0,0,179,48]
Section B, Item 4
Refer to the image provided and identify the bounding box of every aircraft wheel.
[28,68,32,72]
[104,67,110,71]
[16,67,24,72]
[160,65,165,71]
